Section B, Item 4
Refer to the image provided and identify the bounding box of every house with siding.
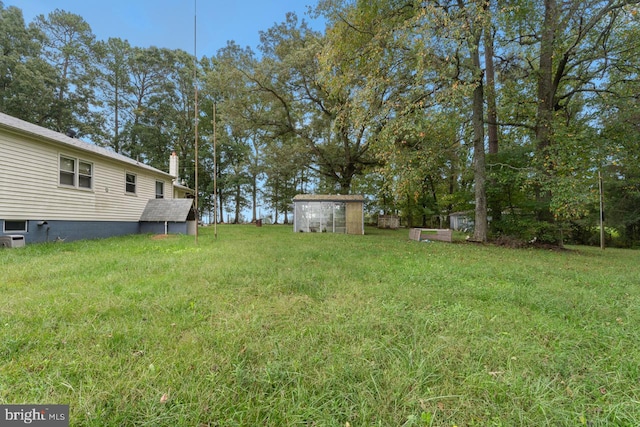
[0,112,194,243]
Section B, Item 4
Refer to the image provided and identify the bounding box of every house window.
[59,156,76,186]
[156,181,164,199]
[126,173,136,194]
[3,220,28,233]
[78,161,93,189]
[59,155,93,189]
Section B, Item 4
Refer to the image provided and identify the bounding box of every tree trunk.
[273,180,280,225]
[251,173,257,222]
[484,26,498,155]
[536,0,557,153]
[535,0,558,223]
[218,192,224,224]
[484,19,502,225]
[471,34,487,242]
[472,78,488,242]
[114,73,120,152]
[234,185,242,224]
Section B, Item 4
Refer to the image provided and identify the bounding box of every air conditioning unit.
[0,235,25,248]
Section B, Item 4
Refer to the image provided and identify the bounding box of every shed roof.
[140,199,195,222]
[293,194,364,202]
[0,112,172,178]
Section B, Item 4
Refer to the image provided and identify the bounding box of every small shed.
[139,199,197,235]
[449,211,474,231]
[378,214,400,229]
[293,194,364,235]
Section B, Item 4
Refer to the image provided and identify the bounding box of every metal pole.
[193,0,199,244]
[213,102,218,239]
[599,170,604,250]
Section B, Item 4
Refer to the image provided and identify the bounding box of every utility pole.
[213,102,218,239]
[599,170,604,250]
[193,0,199,244]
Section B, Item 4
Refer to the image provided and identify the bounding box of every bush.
[491,215,562,246]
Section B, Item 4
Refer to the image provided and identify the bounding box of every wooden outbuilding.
[293,194,364,235]
[378,214,400,229]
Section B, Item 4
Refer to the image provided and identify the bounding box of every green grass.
[1,225,639,426]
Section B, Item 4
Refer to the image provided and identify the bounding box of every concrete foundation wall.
[0,220,140,244]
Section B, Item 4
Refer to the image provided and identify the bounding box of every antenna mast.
[193,0,199,244]
[213,102,218,239]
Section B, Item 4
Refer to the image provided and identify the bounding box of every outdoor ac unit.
[0,235,25,248]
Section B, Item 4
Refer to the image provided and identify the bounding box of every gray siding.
[1,220,140,244]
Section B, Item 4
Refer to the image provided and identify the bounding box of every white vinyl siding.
[0,132,173,222]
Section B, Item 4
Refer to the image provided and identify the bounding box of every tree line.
[2,1,639,246]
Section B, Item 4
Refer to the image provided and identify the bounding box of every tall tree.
[318,0,490,237]
[500,0,638,241]
[453,0,490,242]
[95,37,132,150]
[596,12,640,245]
[34,9,101,138]
[123,47,173,157]
[255,13,377,193]
[206,46,270,222]
[0,3,57,124]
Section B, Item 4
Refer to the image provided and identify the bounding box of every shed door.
[345,202,363,235]
[333,203,345,233]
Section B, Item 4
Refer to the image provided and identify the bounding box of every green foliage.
[0,3,58,123]
[487,160,524,201]
[1,226,640,425]
[597,19,640,245]
[491,215,562,245]
[34,9,101,137]
[2,1,640,242]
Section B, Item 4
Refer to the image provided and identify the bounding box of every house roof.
[172,182,195,194]
[0,112,172,178]
[293,194,365,202]
[449,211,474,217]
[140,199,195,222]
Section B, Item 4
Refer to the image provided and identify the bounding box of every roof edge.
[293,194,365,202]
[0,112,172,178]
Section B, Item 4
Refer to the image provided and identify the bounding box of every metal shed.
[139,198,197,235]
[293,194,364,235]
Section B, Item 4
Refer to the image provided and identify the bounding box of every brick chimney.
[169,151,179,181]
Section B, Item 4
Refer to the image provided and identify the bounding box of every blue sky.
[6,0,324,56]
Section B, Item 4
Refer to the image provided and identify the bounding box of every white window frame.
[78,160,93,189]
[125,172,137,194]
[155,181,165,199]
[59,154,93,190]
[59,155,76,187]
[3,220,28,233]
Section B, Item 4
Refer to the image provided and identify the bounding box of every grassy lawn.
[1,225,639,426]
